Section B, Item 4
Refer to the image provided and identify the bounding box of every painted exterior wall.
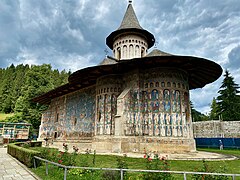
[122,68,192,138]
[38,67,196,153]
[39,86,96,140]
[193,120,240,138]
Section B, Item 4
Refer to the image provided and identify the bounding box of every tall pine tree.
[209,97,219,120]
[217,70,240,120]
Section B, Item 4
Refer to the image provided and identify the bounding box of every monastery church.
[33,1,222,153]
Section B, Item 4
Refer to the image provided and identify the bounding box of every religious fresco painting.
[34,2,222,153]
[39,86,95,140]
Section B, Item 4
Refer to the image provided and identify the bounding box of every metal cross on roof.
[154,41,159,49]
[104,48,109,56]
[129,0,132,4]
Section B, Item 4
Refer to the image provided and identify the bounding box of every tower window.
[55,113,59,122]
[74,118,77,126]
[141,47,145,57]
[117,47,121,60]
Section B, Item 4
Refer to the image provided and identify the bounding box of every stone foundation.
[41,136,196,154]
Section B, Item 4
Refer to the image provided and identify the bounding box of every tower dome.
[106,2,155,60]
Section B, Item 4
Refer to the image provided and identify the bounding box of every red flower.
[148,158,152,161]
[144,154,147,159]
[58,160,62,164]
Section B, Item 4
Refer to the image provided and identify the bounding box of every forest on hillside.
[0,64,70,129]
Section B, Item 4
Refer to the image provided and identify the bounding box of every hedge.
[7,142,42,168]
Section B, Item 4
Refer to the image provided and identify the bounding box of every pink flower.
[58,160,62,164]
[148,157,152,161]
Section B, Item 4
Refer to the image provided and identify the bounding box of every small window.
[74,118,77,126]
[55,113,59,122]
[141,47,145,57]
[54,132,58,139]
[161,82,165,87]
[117,47,121,60]
[167,82,171,87]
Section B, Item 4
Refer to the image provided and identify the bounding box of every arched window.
[55,113,59,122]
[123,45,127,59]
[141,47,145,57]
[129,44,133,58]
[74,117,77,126]
[117,47,121,60]
[135,45,139,57]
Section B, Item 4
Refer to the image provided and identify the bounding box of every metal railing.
[34,156,240,180]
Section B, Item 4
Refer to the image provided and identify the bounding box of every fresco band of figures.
[124,87,190,137]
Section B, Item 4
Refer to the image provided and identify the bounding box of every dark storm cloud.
[0,0,21,67]
[227,45,240,70]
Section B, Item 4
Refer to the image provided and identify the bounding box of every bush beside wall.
[7,142,41,168]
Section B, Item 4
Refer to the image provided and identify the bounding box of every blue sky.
[0,0,240,114]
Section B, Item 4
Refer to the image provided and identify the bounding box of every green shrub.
[7,142,41,168]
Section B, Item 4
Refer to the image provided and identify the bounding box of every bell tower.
[106,1,155,60]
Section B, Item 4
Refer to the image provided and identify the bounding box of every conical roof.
[118,3,142,30]
[106,3,155,49]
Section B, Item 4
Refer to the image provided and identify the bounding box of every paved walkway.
[0,147,40,180]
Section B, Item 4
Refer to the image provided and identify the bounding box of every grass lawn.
[0,113,14,121]
[30,147,240,180]
[197,147,240,158]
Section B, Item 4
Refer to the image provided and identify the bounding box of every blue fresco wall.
[39,86,96,140]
